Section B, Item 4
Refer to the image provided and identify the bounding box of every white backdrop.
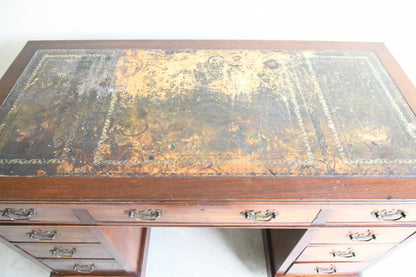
[0,0,416,276]
[1,0,416,81]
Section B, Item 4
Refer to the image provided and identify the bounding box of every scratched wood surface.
[1,48,416,177]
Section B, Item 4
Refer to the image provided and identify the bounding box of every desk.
[1,40,416,276]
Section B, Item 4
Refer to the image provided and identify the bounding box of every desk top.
[1,41,416,177]
[1,41,416,201]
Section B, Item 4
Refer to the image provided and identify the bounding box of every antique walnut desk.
[1,40,416,277]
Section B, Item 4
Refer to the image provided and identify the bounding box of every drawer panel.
[310,227,416,244]
[18,243,112,259]
[327,205,416,223]
[297,244,395,262]
[286,262,368,275]
[41,259,123,272]
[88,204,319,225]
[0,205,80,224]
[0,227,99,243]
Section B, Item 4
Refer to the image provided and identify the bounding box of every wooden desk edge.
[1,176,416,201]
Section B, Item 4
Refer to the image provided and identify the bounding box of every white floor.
[146,228,267,277]
[1,228,416,277]
[0,242,50,277]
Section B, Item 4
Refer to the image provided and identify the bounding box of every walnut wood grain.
[89,203,319,225]
[17,243,112,259]
[297,244,395,262]
[310,227,416,244]
[41,259,123,272]
[1,176,415,201]
[137,228,150,277]
[98,226,146,274]
[0,226,99,243]
[0,204,80,223]
[286,262,368,276]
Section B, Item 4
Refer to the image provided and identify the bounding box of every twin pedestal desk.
[1,40,416,277]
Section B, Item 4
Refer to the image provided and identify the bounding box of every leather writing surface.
[1,49,416,176]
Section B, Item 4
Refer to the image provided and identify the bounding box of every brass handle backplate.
[371,209,406,221]
[50,247,77,258]
[316,265,337,274]
[125,209,165,221]
[330,248,356,258]
[347,230,376,242]
[27,229,59,241]
[240,210,279,222]
[1,208,35,220]
[73,263,94,273]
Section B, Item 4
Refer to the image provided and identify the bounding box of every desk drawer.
[310,227,415,244]
[327,205,416,223]
[0,205,80,224]
[18,243,112,259]
[286,262,368,275]
[0,227,99,243]
[41,259,123,273]
[297,244,395,262]
[89,204,319,225]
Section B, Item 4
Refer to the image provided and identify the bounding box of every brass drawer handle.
[27,229,59,241]
[315,265,336,274]
[125,209,165,221]
[50,247,77,258]
[371,209,406,221]
[73,263,94,273]
[1,208,35,220]
[330,248,356,258]
[240,210,279,222]
[347,230,376,242]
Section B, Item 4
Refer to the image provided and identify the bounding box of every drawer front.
[297,244,395,262]
[287,262,368,275]
[310,227,416,244]
[41,259,123,272]
[88,204,319,225]
[0,227,99,243]
[327,205,416,223]
[0,205,80,224]
[18,243,112,259]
